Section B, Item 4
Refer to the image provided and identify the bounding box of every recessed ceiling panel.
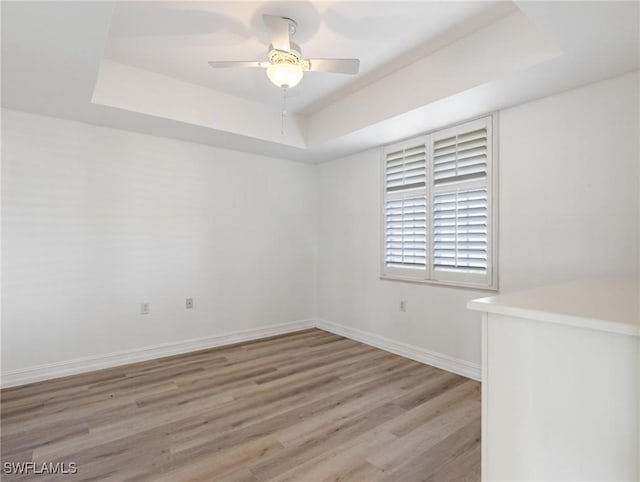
[103,1,514,113]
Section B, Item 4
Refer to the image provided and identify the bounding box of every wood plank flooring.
[0,329,480,481]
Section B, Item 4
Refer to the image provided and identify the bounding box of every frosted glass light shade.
[267,63,303,89]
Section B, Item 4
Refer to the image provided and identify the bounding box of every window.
[381,116,497,289]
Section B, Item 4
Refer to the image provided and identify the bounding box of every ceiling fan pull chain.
[281,89,287,135]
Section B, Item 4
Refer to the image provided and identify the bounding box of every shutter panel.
[430,117,493,285]
[385,144,427,192]
[433,128,487,185]
[433,188,488,273]
[385,195,427,270]
[383,138,428,275]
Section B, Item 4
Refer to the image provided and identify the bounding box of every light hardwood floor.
[1,329,480,481]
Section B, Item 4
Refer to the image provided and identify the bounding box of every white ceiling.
[103,1,513,113]
[2,1,639,163]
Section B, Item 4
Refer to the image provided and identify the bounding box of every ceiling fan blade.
[208,61,268,69]
[307,58,360,75]
[262,14,290,52]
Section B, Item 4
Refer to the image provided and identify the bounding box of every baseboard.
[2,318,480,388]
[0,320,314,388]
[315,319,481,381]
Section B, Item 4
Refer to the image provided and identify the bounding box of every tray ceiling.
[2,1,638,162]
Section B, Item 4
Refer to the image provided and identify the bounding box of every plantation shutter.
[383,137,428,278]
[430,118,493,285]
[381,115,495,289]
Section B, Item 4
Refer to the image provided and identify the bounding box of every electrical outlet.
[400,300,407,312]
[140,302,150,315]
[186,298,193,309]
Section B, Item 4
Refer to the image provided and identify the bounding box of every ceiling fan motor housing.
[268,42,309,71]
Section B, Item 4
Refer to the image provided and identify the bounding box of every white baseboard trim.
[2,318,480,388]
[315,319,481,381]
[1,320,314,388]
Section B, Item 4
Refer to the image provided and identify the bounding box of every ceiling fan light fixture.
[267,62,303,89]
[208,15,360,91]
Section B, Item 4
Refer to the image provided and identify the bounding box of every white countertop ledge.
[467,277,640,337]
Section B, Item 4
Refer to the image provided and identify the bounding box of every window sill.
[380,274,498,292]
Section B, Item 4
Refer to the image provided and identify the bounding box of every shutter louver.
[433,188,488,274]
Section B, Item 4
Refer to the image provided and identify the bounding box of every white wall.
[1,109,317,374]
[500,72,640,291]
[317,72,639,368]
[2,71,638,382]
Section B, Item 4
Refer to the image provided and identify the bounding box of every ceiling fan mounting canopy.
[280,17,298,37]
[207,14,360,90]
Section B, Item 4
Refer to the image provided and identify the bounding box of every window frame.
[380,114,499,291]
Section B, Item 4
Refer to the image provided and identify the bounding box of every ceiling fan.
[208,14,360,90]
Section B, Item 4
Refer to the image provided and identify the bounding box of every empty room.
[1,1,639,481]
